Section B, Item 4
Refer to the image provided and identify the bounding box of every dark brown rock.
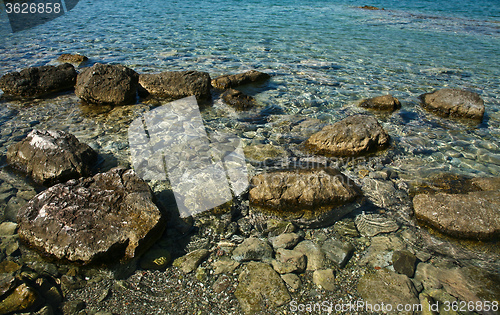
[138,70,211,102]
[419,88,485,121]
[359,94,401,111]
[392,250,417,278]
[75,63,139,105]
[17,167,165,264]
[304,115,390,156]
[222,88,255,110]
[413,191,500,240]
[211,70,270,90]
[0,283,40,314]
[358,5,384,10]
[0,64,77,98]
[249,168,361,228]
[6,129,97,186]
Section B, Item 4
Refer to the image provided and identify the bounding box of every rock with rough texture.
[211,70,270,90]
[294,240,329,271]
[249,169,361,228]
[359,94,401,111]
[304,115,390,156]
[234,261,291,314]
[213,257,240,275]
[312,269,336,291]
[275,248,307,273]
[0,283,40,314]
[359,5,384,10]
[56,54,88,66]
[173,249,210,273]
[17,167,165,264]
[413,191,500,240]
[281,273,301,291]
[420,88,485,121]
[138,70,211,102]
[359,235,405,269]
[75,63,139,105]
[392,250,417,278]
[321,238,354,268]
[0,64,77,97]
[222,89,255,110]
[231,237,273,262]
[358,269,419,315]
[270,233,301,250]
[6,129,97,186]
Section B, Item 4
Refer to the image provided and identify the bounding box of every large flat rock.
[420,88,485,121]
[17,167,165,264]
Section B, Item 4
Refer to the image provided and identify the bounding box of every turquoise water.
[0,0,500,182]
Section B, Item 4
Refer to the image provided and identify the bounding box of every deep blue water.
[0,0,500,181]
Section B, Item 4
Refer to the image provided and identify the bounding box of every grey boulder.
[420,88,485,121]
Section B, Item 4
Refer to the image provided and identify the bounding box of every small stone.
[270,233,301,250]
[0,283,40,314]
[0,260,20,274]
[392,250,417,278]
[294,240,329,271]
[231,237,273,262]
[264,219,296,237]
[321,238,355,268]
[275,248,307,273]
[333,219,359,237]
[281,273,301,292]
[0,274,17,298]
[271,259,300,274]
[211,70,270,90]
[61,300,85,315]
[312,269,336,291]
[234,261,291,314]
[213,257,240,275]
[56,54,88,64]
[0,222,17,236]
[195,267,207,281]
[222,89,255,110]
[355,212,400,237]
[213,275,232,294]
[173,249,210,273]
[359,94,401,111]
[139,248,171,270]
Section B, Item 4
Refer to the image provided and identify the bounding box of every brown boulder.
[419,88,485,121]
[222,88,255,110]
[211,70,270,90]
[359,94,401,111]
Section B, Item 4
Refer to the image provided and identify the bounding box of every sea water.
[0,0,499,184]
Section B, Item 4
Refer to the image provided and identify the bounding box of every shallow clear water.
[0,0,500,184]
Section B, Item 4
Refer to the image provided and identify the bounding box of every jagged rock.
[173,249,210,273]
[0,274,16,298]
[274,249,307,273]
[294,240,329,271]
[0,64,77,97]
[221,88,255,110]
[333,219,359,237]
[413,191,500,240]
[0,222,17,236]
[138,70,211,102]
[312,269,336,291]
[304,115,390,156]
[0,283,40,314]
[281,273,301,291]
[6,129,97,186]
[75,63,139,105]
[359,94,401,111]
[249,169,362,228]
[17,167,165,264]
[270,233,301,250]
[321,238,354,268]
[355,213,400,237]
[231,237,273,262]
[358,269,419,315]
[213,257,240,275]
[234,261,291,314]
[211,70,270,90]
[61,300,85,315]
[419,88,485,121]
[392,250,417,278]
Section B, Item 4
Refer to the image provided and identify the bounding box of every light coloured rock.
[275,248,307,273]
[281,273,301,291]
[173,249,210,273]
[0,222,17,236]
[420,88,485,121]
[0,283,40,314]
[355,212,400,237]
[312,269,336,291]
[231,237,273,262]
[359,235,405,269]
[234,261,291,314]
[294,240,329,271]
[213,257,240,275]
[211,70,270,90]
[270,233,301,250]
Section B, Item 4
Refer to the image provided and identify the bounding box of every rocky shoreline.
[0,55,498,315]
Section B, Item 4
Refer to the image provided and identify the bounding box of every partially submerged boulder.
[211,70,270,90]
[419,88,485,121]
[359,94,401,111]
[138,70,211,102]
[17,167,165,264]
[304,115,390,156]
[75,63,139,105]
[222,88,255,110]
[0,64,77,98]
[56,54,88,66]
[6,129,97,186]
[249,168,362,227]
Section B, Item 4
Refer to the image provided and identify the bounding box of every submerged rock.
[6,129,97,186]
[419,88,485,121]
[0,64,77,98]
[249,168,362,228]
[355,212,400,237]
[312,269,336,291]
[392,250,417,278]
[56,54,88,66]
[211,70,270,90]
[17,167,165,264]
[221,88,255,110]
[234,261,291,314]
[359,94,401,111]
[304,115,390,156]
[413,190,500,240]
[173,249,209,273]
[75,63,139,105]
[138,70,211,102]
[0,283,40,314]
[231,237,273,262]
